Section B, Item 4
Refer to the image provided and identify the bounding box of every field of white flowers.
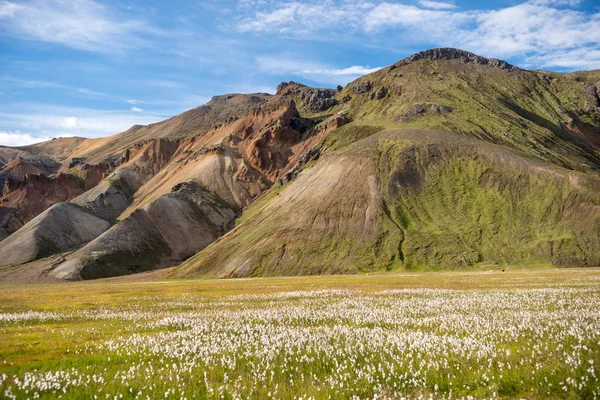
[1,274,599,399]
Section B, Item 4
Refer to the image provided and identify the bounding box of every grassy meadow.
[1,269,599,399]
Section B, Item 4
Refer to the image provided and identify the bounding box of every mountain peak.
[396,48,518,71]
[276,81,338,112]
[276,81,309,94]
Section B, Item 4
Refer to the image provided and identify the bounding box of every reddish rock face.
[224,99,306,182]
[127,139,180,177]
[81,163,111,190]
[562,120,600,149]
[0,173,87,238]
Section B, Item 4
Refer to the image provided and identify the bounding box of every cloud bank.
[0,0,149,52]
[236,0,600,70]
[255,55,381,85]
[0,104,167,146]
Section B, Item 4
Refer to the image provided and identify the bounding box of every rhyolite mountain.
[0,48,598,283]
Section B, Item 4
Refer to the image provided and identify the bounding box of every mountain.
[176,129,600,277]
[0,48,598,283]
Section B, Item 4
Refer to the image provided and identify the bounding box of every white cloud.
[76,88,109,98]
[463,3,600,58]
[0,131,55,146]
[0,0,18,18]
[127,99,139,104]
[0,104,168,143]
[131,106,143,112]
[0,0,149,52]
[237,1,366,35]
[529,0,582,5]
[1,76,68,88]
[363,3,471,33]
[237,0,600,70]
[256,55,381,85]
[524,47,600,70]
[61,117,78,129]
[418,1,456,10]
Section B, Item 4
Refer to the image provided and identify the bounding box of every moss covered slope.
[175,129,600,277]
[330,49,600,172]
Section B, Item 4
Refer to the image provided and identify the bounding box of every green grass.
[1,269,600,399]
[180,129,600,278]
[332,60,600,172]
[376,143,600,269]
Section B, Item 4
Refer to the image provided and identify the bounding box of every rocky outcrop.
[80,163,111,190]
[394,103,453,122]
[278,147,320,186]
[351,80,372,93]
[276,82,338,112]
[398,48,519,71]
[0,173,87,239]
[69,157,85,168]
[2,172,82,195]
[370,86,388,100]
[0,157,60,196]
[240,99,308,180]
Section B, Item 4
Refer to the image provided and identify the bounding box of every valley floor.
[1,268,599,399]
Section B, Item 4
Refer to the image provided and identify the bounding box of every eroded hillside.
[0,48,599,283]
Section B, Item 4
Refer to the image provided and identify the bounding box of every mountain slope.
[62,93,272,167]
[0,48,599,283]
[0,203,110,267]
[52,182,236,280]
[176,129,600,277]
[0,94,273,241]
[173,49,600,278]
[335,48,600,171]
[44,100,347,280]
[0,97,339,276]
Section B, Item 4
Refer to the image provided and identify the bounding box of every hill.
[0,48,598,283]
[176,129,600,277]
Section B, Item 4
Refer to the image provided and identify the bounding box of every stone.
[394,103,453,122]
[374,86,388,100]
[393,48,519,72]
[276,81,338,112]
[351,80,372,93]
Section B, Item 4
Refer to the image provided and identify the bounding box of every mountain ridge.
[0,48,599,284]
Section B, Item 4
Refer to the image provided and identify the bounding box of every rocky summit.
[0,48,599,284]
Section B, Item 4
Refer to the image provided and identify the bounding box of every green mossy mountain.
[334,48,600,172]
[176,130,600,277]
[176,48,600,277]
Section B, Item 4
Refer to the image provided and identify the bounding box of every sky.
[0,0,599,146]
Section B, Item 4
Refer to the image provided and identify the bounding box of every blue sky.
[0,0,599,146]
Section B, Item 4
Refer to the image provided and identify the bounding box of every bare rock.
[370,86,388,100]
[395,48,519,72]
[52,182,236,280]
[395,103,453,122]
[351,80,372,93]
[276,81,338,112]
